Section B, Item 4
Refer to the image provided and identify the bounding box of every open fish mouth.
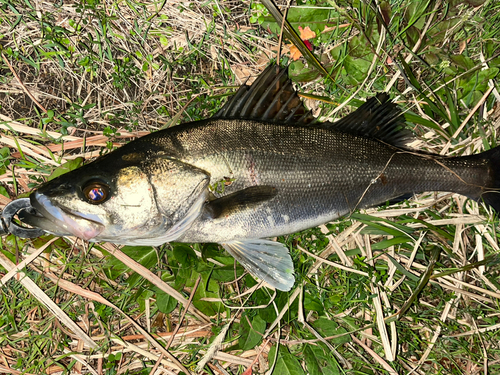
[22,191,105,241]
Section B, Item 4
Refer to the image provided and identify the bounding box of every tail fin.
[476,146,500,212]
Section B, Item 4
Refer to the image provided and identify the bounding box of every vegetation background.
[0,0,499,374]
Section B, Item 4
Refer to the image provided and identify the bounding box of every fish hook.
[0,198,46,239]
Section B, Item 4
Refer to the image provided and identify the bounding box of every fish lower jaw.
[69,224,103,241]
[46,210,105,241]
[42,214,104,241]
[30,192,105,241]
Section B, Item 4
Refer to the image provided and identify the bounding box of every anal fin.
[222,239,295,291]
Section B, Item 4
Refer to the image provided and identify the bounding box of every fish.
[19,65,500,291]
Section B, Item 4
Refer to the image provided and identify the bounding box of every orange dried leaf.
[298,26,316,40]
[288,44,302,61]
[459,39,467,54]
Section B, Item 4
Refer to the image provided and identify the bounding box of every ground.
[0,0,500,374]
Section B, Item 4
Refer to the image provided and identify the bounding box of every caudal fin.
[475,146,500,212]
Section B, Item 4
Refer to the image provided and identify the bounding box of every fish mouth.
[23,191,105,241]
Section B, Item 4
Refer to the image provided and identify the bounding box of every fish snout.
[26,191,105,241]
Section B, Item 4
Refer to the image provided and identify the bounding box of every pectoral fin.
[206,185,277,219]
[222,239,294,291]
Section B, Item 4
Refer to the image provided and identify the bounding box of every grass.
[0,0,500,374]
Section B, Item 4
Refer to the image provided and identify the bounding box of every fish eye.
[82,181,110,204]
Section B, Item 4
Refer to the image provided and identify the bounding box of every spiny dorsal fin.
[213,65,315,125]
[324,94,415,148]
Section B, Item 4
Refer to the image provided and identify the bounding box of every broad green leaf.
[450,55,475,70]
[405,25,421,46]
[398,217,454,241]
[404,112,442,131]
[386,254,420,282]
[136,287,155,311]
[259,7,334,35]
[154,288,178,314]
[0,186,8,198]
[428,18,461,44]
[465,90,486,108]
[173,268,189,291]
[344,55,373,83]
[353,214,415,236]
[47,157,84,181]
[289,60,323,82]
[105,245,158,282]
[348,33,372,58]
[200,243,222,262]
[120,245,158,268]
[0,147,10,160]
[462,68,498,98]
[268,344,305,375]
[192,271,224,316]
[173,244,197,267]
[304,344,340,375]
[1,243,23,264]
[259,292,298,323]
[404,0,432,30]
[238,314,266,350]
[303,293,324,314]
[311,317,350,344]
[211,264,245,282]
[445,88,460,133]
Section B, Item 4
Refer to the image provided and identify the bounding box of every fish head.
[27,150,210,245]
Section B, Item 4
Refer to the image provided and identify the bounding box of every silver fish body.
[147,118,492,243]
[21,66,500,291]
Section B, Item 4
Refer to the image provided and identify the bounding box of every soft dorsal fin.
[213,65,315,125]
[324,94,415,148]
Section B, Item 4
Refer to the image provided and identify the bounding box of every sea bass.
[21,65,500,291]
